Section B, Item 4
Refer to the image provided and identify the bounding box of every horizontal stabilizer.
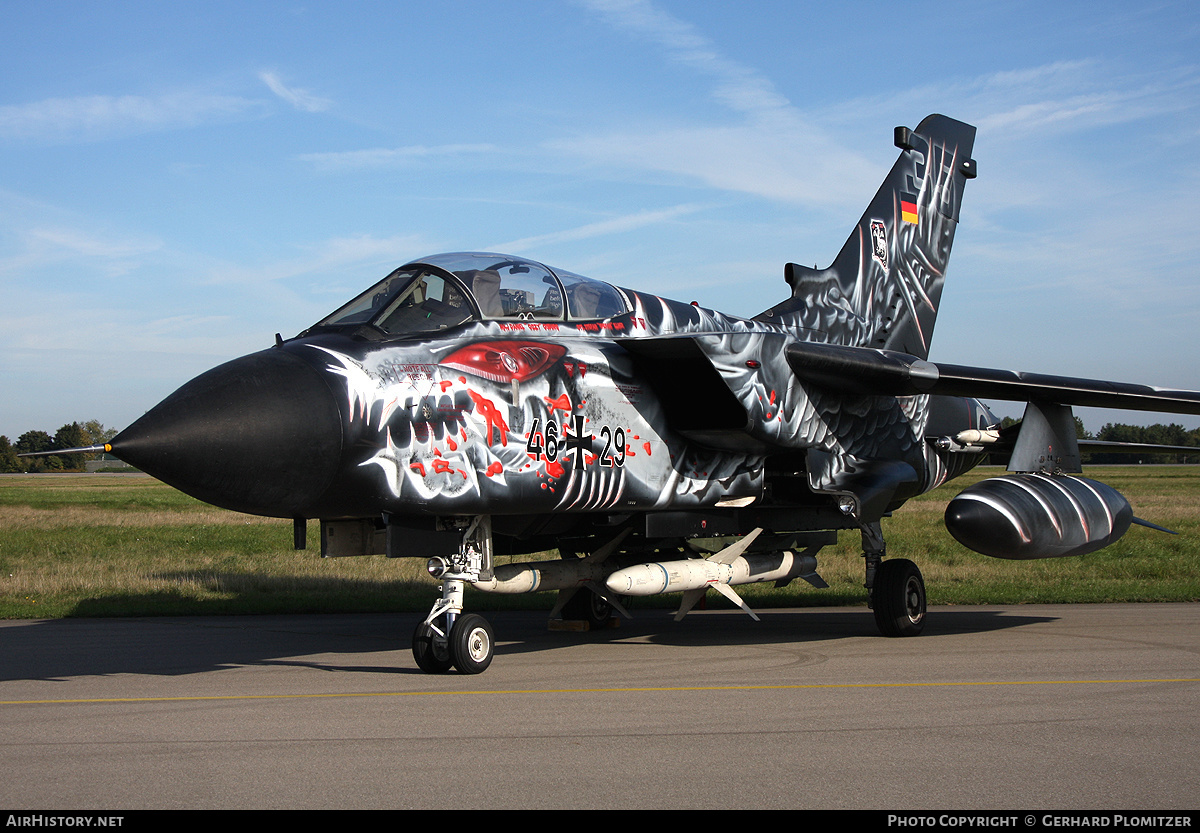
[786,342,1200,415]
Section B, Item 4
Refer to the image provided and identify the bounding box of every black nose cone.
[110,348,343,517]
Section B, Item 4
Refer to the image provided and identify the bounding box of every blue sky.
[3,0,1199,439]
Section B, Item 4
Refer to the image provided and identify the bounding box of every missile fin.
[551,527,636,619]
[548,588,574,619]
[788,549,830,588]
[674,589,706,622]
[796,571,830,589]
[710,527,764,565]
[585,527,633,563]
[550,581,633,621]
[711,583,760,622]
[588,581,632,618]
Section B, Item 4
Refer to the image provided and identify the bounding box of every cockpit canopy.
[310,252,628,337]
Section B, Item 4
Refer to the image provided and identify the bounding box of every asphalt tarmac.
[1,604,1197,810]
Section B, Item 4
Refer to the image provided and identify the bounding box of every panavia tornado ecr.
[47,114,1200,674]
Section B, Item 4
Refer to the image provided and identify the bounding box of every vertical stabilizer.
[757,115,976,360]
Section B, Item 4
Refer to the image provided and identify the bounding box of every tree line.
[5,417,1200,474]
[1085,422,1200,464]
[0,421,120,472]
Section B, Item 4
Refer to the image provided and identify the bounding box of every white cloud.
[578,0,791,119]
[828,58,1198,140]
[204,232,430,286]
[22,227,161,260]
[296,143,498,170]
[549,122,875,207]
[259,71,332,113]
[489,204,708,253]
[562,1,875,207]
[0,92,260,142]
[570,3,1199,219]
[0,218,163,280]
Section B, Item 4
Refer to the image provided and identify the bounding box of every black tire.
[872,558,926,637]
[449,613,494,674]
[412,621,453,673]
[561,589,614,630]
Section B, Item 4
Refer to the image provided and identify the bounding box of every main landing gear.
[413,516,496,674]
[861,521,927,637]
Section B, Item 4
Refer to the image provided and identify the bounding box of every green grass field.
[1,467,1197,619]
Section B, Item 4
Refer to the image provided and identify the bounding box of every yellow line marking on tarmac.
[2,678,1196,706]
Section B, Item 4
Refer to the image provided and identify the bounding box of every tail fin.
[756,115,977,360]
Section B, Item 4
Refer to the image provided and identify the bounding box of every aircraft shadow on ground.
[485,607,1057,659]
[0,607,1057,682]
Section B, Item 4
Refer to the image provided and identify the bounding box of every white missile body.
[471,528,633,596]
[605,549,823,597]
[605,529,827,622]
[472,557,611,594]
[471,528,826,624]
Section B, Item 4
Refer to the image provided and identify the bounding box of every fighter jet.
[46,114,1200,674]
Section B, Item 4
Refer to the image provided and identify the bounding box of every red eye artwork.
[441,342,568,383]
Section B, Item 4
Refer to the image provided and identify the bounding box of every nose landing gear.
[412,516,496,674]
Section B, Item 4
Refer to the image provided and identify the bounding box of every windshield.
[374,271,472,334]
[316,268,418,328]
[308,253,629,337]
[313,267,473,335]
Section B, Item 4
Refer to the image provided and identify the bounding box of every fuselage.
[109,253,995,537]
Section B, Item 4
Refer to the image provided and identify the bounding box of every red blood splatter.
[543,393,572,417]
[643,442,652,456]
[468,390,510,446]
[446,436,458,451]
[439,380,454,392]
[410,462,426,476]
[545,460,565,478]
[486,461,504,477]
